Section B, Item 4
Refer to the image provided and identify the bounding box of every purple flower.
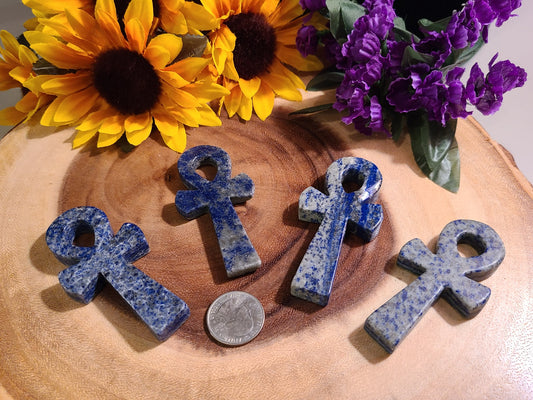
[387,64,473,125]
[488,0,522,26]
[299,0,326,11]
[386,39,409,74]
[471,0,497,24]
[365,4,396,38]
[322,33,343,64]
[296,25,319,57]
[445,67,471,120]
[342,31,382,63]
[445,12,470,48]
[466,53,527,114]
[413,32,452,68]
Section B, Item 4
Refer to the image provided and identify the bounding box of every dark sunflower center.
[93,48,161,115]
[225,13,277,80]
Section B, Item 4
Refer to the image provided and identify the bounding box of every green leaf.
[444,36,485,68]
[306,69,345,91]
[290,103,334,115]
[408,113,460,192]
[175,34,208,61]
[392,17,418,42]
[427,137,460,192]
[401,46,434,67]
[418,16,452,34]
[326,0,366,40]
[393,26,416,43]
[390,112,405,142]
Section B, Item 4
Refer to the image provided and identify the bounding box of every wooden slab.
[0,97,531,399]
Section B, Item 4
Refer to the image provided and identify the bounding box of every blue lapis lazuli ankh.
[45,206,190,341]
[175,145,261,279]
[290,157,384,306]
[364,219,505,353]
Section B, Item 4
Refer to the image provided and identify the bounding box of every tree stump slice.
[0,97,531,399]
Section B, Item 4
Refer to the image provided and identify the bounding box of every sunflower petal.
[15,91,38,114]
[64,8,99,40]
[77,107,115,131]
[223,86,242,118]
[239,77,261,98]
[18,45,38,67]
[0,106,25,126]
[144,45,171,70]
[171,106,201,127]
[276,46,323,72]
[126,119,153,146]
[197,104,222,126]
[23,30,56,45]
[73,128,98,148]
[259,0,278,16]
[267,0,303,27]
[253,82,275,121]
[181,2,218,31]
[97,131,123,147]
[40,97,62,126]
[0,30,21,57]
[165,57,209,82]
[125,112,151,133]
[99,114,126,135]
[163,85,201,108]
[154,111,187,152]
[95,0,118,18]
[124,0,154,39]
[182,80,230,103]
[237,94,252,121]
[30,42,94,70]
[8,66,31,85]
[94,8,127,49]
[160,5,188,35]
[54,86,99,124]
[159,70,191,90]
[40,71,92,96]
[146,34,183,66]
[270,58,306,89]
[125,18,147,54]
[261,72,302,102]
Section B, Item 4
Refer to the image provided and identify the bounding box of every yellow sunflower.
[200,0,324,121]
[23,0,216,36]
[0,30,53,126]
[24,0,229,152]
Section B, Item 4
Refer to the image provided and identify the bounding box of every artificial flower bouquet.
[0,0,323,152]
[0,0,527,191]
[296,0,526,191]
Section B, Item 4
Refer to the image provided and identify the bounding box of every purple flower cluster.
[299,0,326,12]
[466,54,527,114]
[332,2,396,134]
[304,0,526,133]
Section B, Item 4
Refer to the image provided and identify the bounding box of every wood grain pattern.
[0,100,531,399]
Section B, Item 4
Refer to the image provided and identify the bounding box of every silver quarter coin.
[206,291,265,346]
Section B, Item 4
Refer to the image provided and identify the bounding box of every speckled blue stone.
[46,206,190,341]
[364,219,505,353]
[175,145,261,278]
[290,157,383,306]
